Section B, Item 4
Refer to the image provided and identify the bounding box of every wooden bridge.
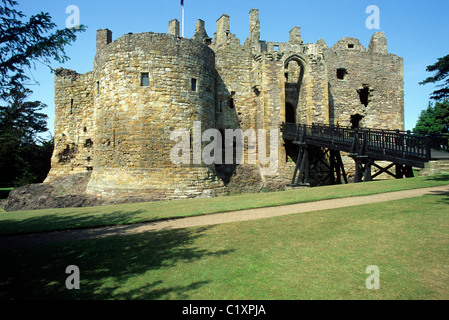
[281,123,449,186]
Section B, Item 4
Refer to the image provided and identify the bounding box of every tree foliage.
[413,100,449,134]
[0,0,85,186]
[0,87,54,186]
[420,54,449,101]
[0,0,86,98]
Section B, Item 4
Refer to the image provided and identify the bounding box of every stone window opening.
[141,73,149,87]
[84,139,93,148]
[217,100,223,113]
[351,114,364,129]
[191,78,198,92]
[273,45,279,52]
[357,85,371,107]
[337,68,347,80]
[96,81,100,94]
[70,99,74,114]
[228,91,236,109]
[252,85,260,96]
[348,43,354,49]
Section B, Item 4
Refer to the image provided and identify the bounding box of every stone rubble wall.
[86,32,224,197]
[45,69,95,182]
[45,9,405,200]
[326,33,404,130]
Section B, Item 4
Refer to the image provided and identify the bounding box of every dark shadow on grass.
[0,226,232,300]
[426,191,449,204]
[0,209,161,236]
[423,174,449,182]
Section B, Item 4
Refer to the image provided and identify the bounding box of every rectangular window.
[141,73,149,87]
[337,68,347,80]
[273,45,279,52]
[96,81,100,94]
[229,91,236,109]
[191,78,197,92]
[348,44,354,49]
[70,99,74,114]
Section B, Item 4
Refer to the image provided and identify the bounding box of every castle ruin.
[45,9,404,199]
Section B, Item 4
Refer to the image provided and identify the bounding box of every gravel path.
[1,184,448,250]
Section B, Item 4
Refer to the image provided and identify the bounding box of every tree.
[420,54,449,101]
[0,86,48,143]
[0,0,85,186]
[413,100,449,134]
[0,0,86,98]
[0,86,53,186]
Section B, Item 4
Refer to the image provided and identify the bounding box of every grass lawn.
[0,174,448,236]
[0,190,448,300]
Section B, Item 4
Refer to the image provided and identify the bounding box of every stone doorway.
[285,102,296,123]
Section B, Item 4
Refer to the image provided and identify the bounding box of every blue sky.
[14,0,449,134]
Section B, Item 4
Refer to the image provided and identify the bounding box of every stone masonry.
[45,9,404,199]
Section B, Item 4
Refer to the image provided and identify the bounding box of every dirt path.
[1,184,448,250]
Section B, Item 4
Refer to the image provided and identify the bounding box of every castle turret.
[96,28,112,52]
[192,19,212,45]
[289,26,303,45]
[87,32,223,198]
[168,19,180,37]
[368,31,387,54]
[249,9,260,44]
[214,14,230,46]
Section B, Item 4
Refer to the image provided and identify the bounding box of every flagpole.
[181,1,185,37]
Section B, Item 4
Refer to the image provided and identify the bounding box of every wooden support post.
[336,152,348,184]
[396,164,404,179]
[354,159,363,183]
[291,146,303,185]
[404,166,414,178]
[329,150,336,185]
[290,143,310,187]
[303,147,310,186]
[364,159,373,182]
[329,149,348,185]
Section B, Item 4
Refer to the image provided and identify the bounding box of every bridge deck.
[281,123,449,168]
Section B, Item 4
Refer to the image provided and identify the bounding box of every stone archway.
[285,102,296,123]
[283,55,307,163]
[284,55,306,124]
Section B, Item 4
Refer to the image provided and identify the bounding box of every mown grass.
[1,191,448,300]
[0,174,448,236]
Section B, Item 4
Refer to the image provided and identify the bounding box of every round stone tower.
[86,30,224,198]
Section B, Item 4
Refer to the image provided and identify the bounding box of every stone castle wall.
[46,8,405,197]
[45,69,94,181]
[326,33,404,130]
[86,31,224,197]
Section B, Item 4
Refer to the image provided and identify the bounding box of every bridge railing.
[414,132,449,153]
[363,129,429,161]
[280,123,449,165]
